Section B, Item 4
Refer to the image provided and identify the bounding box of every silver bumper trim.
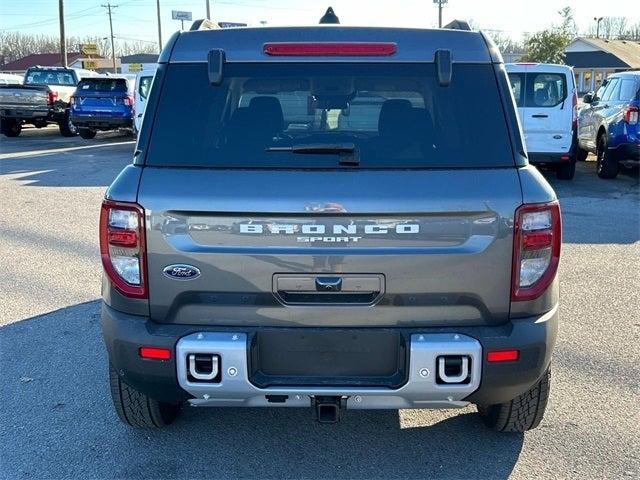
[176,332,482,410]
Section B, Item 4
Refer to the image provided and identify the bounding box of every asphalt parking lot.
[1,126,638,480]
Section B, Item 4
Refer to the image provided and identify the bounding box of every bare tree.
[0,32,155,65]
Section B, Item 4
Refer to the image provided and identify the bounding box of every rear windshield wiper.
[266,143,359,166]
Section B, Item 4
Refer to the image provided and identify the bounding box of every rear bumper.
[70,115,132,129]
[1,107,58,121]
[102,303,558,408]
[609,142,640,162]
[528,152,573,164]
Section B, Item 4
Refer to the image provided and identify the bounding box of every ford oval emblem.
[163,264,201,280]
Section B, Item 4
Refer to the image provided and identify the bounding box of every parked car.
[0,66,97,137]
[506,63,578,180]
[101,21,560,432]
[0,73,23,85]
[133,68,157,133]
[70,76,135,139]
[577,71,640,178]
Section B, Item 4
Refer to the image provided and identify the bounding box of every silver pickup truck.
[0,66,96,137]
[101,19,561,432]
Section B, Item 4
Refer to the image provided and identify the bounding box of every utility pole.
[434,0,448,28]
[156,0,163,53]
[206,0,211,20]
[58,0,68,67]
[102,3,118,73]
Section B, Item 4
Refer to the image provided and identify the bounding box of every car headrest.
[378,99,414,136]
[248,96,284,131]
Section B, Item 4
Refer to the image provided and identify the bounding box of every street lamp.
[594,17,603,38]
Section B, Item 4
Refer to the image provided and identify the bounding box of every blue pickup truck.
[70,76,134,139]
[577,71,640,179]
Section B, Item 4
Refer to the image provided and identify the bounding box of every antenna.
[319,7,340,24]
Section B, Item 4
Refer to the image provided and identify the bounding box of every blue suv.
[70,77,134,139]
[577,71,640,178]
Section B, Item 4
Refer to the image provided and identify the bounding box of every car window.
[595,80,609,101]
[507,73,524,107]
[25,70,75,86]
[147,62,514,169]
[526,73,566,108]
[601,78,619,102]
[617,78,639,101]
[77,78,128,92]
[138,76,153,99]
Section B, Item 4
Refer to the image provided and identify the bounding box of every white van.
[506,63,578,179]
[133,68,157,133]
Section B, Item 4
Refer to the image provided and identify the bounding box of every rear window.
[77,78,129,93]
[508,72,568,108]
[25,69,75,86]
[147,63,514,168]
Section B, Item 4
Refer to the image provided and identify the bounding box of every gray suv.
[101,22,560,432]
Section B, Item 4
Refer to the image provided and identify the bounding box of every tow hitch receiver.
[312,396,347,424]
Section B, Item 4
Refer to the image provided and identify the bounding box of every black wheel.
[556,160,576,180]
[596,135,619,179]
[78,128,97,139]
[109,364,181,428]
[476,367,551,432]
[58,111,78,137]
[1,118,22,137]
[576,146,589,162]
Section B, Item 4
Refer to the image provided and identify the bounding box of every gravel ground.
[1,127,638,479]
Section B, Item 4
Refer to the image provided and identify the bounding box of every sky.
[1,0,639,49]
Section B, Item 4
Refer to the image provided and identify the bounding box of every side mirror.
[582,92,593,104]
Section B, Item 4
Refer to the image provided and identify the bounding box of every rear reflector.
[139,347,171,360]
[487,350,519,362]
[263,42,397,57]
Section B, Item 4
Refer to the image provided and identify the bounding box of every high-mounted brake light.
[511,202,561,301]
[99,200,148,299]
[624,106,639,125]
[263,42,397,57]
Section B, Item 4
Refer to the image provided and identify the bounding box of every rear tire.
[1,118,22,137]
[58,111,78,137]
[556,160,576,180]
[476,367,551,432]
[78,128,97,139]
[596,136,619,179]
[576,146,589,162]
[108,364,181,428]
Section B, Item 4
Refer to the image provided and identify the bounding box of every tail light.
[70,96,77,106]
[47,90,58,105]
[99,200,147,299]
[624,106,639,125]
[571,91,578,131]
[263,42,397,56]
[124,95,134,106]
[511,202,561,301]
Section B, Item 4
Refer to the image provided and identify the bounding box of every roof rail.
[190,19,218,31]
[443,20,472,31]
